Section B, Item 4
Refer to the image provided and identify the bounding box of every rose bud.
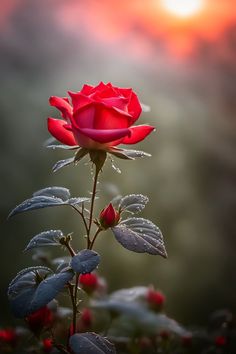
[79,273,98,294]
[48,82,154,151]
[215,335,227,347]
[146,288,165,311]
[78,308,93,332]
[181,334,193,347]
[43,338,53,353]
[0,328,18,347]
[99,203,120,229]
[26,306,53,334]
[160,330,170,340]
[138,336,152,349]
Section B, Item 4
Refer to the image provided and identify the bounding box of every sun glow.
[161,0,203,18]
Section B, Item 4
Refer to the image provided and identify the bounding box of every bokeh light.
[160,0,203,17]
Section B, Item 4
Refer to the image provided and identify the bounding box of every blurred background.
[1,0,236,327]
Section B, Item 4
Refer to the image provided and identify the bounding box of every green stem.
[74,274,79,314]
[87,166,100,243]
[68,283,77,335]
[71,205,89,235]
[89,227,102,250]
[64,242,75,257]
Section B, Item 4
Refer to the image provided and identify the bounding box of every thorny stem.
[87,166,100,243]
[68,165,102,343]
[64,241,75,257]
[71,204,89,235]
[68,283,77,336]
[74,274,79,317]
[89,227,102,250]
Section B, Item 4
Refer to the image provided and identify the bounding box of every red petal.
[81,84,94,95]
[117,87,132,98]
[49,96,72,120]
[121,125,155,144]
[77,127,130,144]
[100,96,129,111]
[92,82,107,93]
[73,103,131,130]
[127,91,142,124]
[93,104,131,129]
[47,118,77,146]
[68,91,93,112]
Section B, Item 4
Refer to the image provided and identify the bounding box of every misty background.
[0,0,235,328]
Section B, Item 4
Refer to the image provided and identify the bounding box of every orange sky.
[57,0,236,56]
[1,0,236,57]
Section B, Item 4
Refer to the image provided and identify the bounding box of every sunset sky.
[1,0,236,58]
[57,0,236,57]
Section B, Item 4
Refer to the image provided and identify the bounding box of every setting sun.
[161,0,203,18]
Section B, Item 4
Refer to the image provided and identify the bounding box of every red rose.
[26,306,53,334]
[48,82,154,149]
[100,203,120,228]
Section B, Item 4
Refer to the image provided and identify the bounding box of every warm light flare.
[161,0,203,18]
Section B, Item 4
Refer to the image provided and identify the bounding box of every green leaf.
[24,230,64,251]
[112,218,167,258]
[8,187,89,218]
[119,194,149,214]
[69,332,116,354]
[8,267,74,318]
[70,250,100,274]
[52,157,75,172]
[74,148,89,163]
[108,147,151,160]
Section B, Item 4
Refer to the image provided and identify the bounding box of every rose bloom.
[48,82,154,150]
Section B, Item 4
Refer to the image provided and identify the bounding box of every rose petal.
[68,91,93,112]
[117,87,133,98]
[49,96,72,120]
[100,96,129,111]
[121,125,155,144]
[76,127,130,144]
[73,103,131,130]
[47,118,77,146]
[127,91,142,124]
[72,105,96,129]
[92,82,107,93]
[81,84,94,95]
[93,104,131,129]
